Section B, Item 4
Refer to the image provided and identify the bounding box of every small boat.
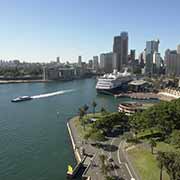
[11,96,32,102]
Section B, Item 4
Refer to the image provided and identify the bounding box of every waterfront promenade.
[67,116,140,180]
[115,92,178,102]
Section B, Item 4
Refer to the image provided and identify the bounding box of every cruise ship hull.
[96,84,129,95]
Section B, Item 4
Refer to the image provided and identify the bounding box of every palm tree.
[92,101,97,114]
[79,107,85,122]
[149,138,157,154]
[101,107,106,114]
[83,104,89,115]
[157,151,165,180]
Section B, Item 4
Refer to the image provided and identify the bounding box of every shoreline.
[114,92,178,102]
[66,115,139,180]
[0,79,51,84]
[67,120,82,163]
[0,77,95,84]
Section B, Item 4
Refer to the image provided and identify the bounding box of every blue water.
[0,78,156,180]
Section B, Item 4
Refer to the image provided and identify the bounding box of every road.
[103,136,139,180]
[68,119,139,180]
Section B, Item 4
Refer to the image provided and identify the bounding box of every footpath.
[67,116,139,180]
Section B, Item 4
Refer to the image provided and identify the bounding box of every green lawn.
[73,113,102,138]
[128,146,170,180]
[137,128,160,139]
[156,141,180,153]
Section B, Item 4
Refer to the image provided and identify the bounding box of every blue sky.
[0,0,179,62]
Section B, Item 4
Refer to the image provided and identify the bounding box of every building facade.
[165,48,180,76]
[92,56,99,71]
[145,40,160,75]
[113,32,128,71]
[78,56,82,66]
[100,52,113,73]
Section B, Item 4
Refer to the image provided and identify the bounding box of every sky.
[0,0,180,62]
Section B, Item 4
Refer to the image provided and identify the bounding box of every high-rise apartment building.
[113,32,128,71]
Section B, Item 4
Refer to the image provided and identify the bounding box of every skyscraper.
[78,56,82,66]
[56,57,60,63]
[165,47,180,76]
[113,32,128,71]
[145,40,160,74]
[146,40,159,54]
[121,32,128,65]
[130,50,136,61]
[92,56,99,71]
[100,52,113,73]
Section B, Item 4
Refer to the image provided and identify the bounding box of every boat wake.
[31,89,75,99]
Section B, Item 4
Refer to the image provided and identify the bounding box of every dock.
[114,92,159,100]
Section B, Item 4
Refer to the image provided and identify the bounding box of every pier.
[114,92,159,100]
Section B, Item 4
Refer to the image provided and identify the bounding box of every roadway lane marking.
[125,163,133,178]
[110,138,118,177]
[117,141,122,164]
[118,140,134,179]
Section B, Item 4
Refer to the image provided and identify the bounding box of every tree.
[86,128,105,143]
[149,138,157,154]
[92,100,97,114]
[101,107,107,114]
[79,107,85,120]
[99,154,109,176]
[170,130,180,148]
[157,151,165,180]
[83,104,89,115]
[79,107,85,130]
[93,112,128,135]
[157,151,180,180]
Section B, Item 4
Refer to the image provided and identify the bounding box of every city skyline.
[0,0,180,62]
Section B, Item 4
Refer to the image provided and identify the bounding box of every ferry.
[11,96,32,102]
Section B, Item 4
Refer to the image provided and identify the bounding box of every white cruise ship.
[96,68,132,94]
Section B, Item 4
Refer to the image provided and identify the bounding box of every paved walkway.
[68,117,140,180]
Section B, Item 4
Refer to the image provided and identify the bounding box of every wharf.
[114,92,159,100]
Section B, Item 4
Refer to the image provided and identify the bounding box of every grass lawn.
[156,141,180,153]
[137,128,160,139]
[128,146,170,180]
[73,113,102,138]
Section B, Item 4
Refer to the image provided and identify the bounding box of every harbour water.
[0,78,157,180]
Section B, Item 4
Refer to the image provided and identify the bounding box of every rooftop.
[129,80,147,86]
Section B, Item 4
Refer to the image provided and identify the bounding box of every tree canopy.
[131,99,180,138]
